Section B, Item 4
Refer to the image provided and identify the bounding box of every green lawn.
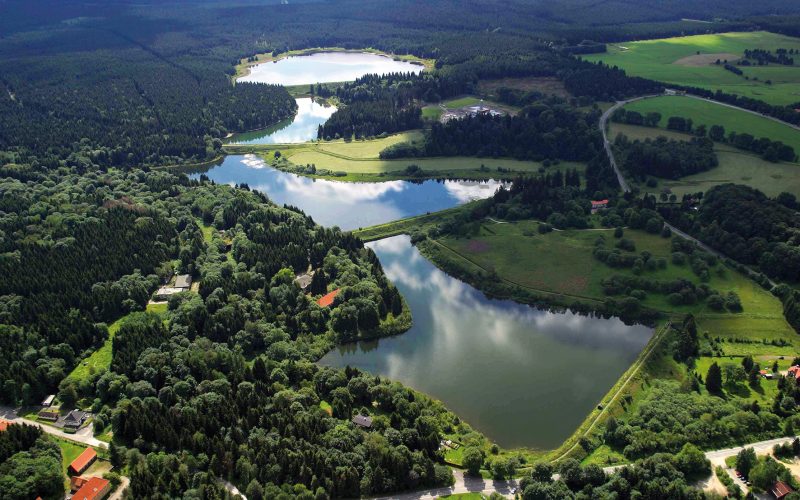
[624,96,800,152]
[225,130,582,180]
[422,105,443,121]
[610,123,800,198]
[443,96,482,109]
[694,356,780,404]
[64,302,168,383]
[438,220,795,347]
[585,31,800,105]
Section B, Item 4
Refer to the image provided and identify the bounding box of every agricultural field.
[436,220,795,352]
[225,130,581,180]
[585,31,800,105]
[623,95,800,152]
[610,122,800,198]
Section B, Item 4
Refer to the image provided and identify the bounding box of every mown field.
[610,122,800,198]
[623,95,800,152]
[224,130,582,180]
[437,220,795,352]
[585,31,800,105]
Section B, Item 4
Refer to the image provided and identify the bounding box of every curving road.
[598,93,777,289]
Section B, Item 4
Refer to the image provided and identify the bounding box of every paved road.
[0,406,108,449]
[373,469,518,500]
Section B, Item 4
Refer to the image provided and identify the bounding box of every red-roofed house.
[71,476,89,493]
[788,365,800,381]
[317,289,341,308]
[772,480,793,499]
[72,476,111,500]
[69,447,97,475]
[591,199,609,213]
[0,419,11,432]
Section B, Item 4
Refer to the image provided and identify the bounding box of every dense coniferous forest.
[614,135,719,179]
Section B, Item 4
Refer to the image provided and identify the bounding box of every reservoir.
[319,236,654,449]
[227,97,337,144]
[238,51,424,86]
[190,156,504,230]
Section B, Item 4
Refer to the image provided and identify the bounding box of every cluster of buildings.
[69,447,112,500]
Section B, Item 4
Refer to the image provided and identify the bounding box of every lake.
[238,51,424,86]
[227,98,337,144]
[190,155,504,230]
[319,236,654,449]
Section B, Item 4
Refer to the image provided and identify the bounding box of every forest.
[0,423,64,499]
[661,184,800,283]
[614,135,719,180]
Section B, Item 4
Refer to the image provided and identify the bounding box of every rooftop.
[0,419,11,432]
[72,476,110,500]
[69,447,97,474]
[175,274,192,289]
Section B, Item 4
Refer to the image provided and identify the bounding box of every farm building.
[591,199,609,213]
[317,289,341,308]
[64,410,88,430]
[69,447,97,475]
[175,274,192,289]
[41,394,55,407]
[294,273,313,290]
[352,415,373,428]
[71,476,111,500]
[37,409,59,422]
[788,365,800,380]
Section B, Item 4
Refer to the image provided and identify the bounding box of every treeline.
[742,48,796,66]
[611,108,662,127]
[422,102,601,162]
[318,100,422,140]
[614,134,718,179]
[0,423,64,500]
[661,184,800,282]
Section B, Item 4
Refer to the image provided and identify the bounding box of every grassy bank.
[610,122,800,198]
[584,31,800,105]
[223,131,583,182]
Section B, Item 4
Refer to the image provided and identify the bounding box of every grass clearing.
[443,96,482,109]
[64,302,169,384]
[610,122,800,198]
[224,130,582,181]
[585,31,800,105]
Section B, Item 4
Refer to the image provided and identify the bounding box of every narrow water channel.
[319,236,654,449]
[189,156,504,230]
[226,98,336,144]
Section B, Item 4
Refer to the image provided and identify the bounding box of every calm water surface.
[238,52,424,86]
[191,155,503,230]
[227,98,336,144]
[319,236,653,449]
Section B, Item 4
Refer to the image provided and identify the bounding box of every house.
[771,480,793,500]
[352,415,373,429]
[72,476,111,500]
[37,408,59,422]
[591,199,609,213]
[760,369,774,379]
[294,273,313,290]
[0,419,11,432]
[174,274,192,290]
[788,365,800,381]
[41,394,55,407]
[71,476,89,493]
[64,410,88,430]
[69,447,97,475]
[317,289,341,308]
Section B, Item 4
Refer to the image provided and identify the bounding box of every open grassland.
[585,31,800,105]
[64,302,168,384]
[225,130,582,181]
[623,95,800,152]
[610,123,800,198]
[437,220,794,348]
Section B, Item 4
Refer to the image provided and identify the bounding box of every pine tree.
[706,362,722,394]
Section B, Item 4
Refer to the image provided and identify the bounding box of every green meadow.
[585,31,800,105]
[610,122,800,198]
